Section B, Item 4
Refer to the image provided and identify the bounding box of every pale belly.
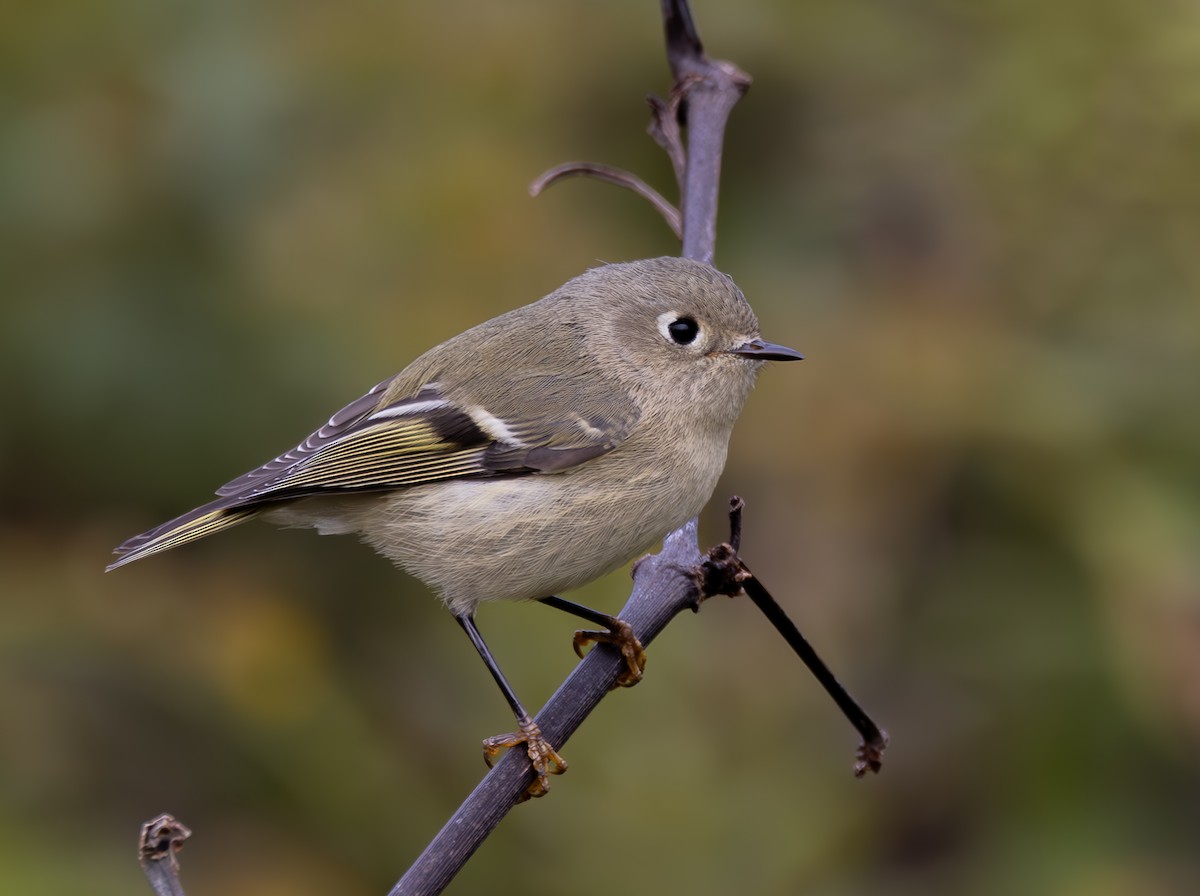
[270,440,727,615]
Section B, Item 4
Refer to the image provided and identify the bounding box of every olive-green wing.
[108,372,640,570]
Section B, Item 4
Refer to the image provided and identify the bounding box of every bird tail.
[107,497,262,571]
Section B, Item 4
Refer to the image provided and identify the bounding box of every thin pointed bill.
[726,338,804,362]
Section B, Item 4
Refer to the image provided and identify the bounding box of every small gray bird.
[109,256,801,795]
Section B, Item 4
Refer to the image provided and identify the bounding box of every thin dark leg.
[454,613,567,797]
[456,613,530,722]
[538,595,621,628]
[537,596,647,688]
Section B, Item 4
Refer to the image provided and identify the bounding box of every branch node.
[693,495,750,603]
[854,730,890,778]
[646,85,690,189]
[139,814,191,896]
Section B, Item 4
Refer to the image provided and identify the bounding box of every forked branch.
[531,0,749,264]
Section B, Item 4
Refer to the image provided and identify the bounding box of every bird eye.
[666,317,700,345]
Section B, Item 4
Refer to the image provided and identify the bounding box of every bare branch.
[659,0,752,264]
[530,162,682,239]
[139,814,191,896]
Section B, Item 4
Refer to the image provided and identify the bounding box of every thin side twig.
[698,498,889,776]
[530,162,682,239]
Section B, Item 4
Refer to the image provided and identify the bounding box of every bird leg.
[456,614,567,798]
[538,596,647,688]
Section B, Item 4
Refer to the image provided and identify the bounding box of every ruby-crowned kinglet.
[109,256,801,795]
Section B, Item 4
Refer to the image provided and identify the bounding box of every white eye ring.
[657,311,701,346]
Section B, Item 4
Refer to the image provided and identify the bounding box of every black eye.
[667,317,700,345]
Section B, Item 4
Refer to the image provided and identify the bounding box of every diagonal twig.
[698,498,889,777]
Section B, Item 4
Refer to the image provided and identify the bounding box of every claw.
[482,716,568,799]
[572,617,647,689]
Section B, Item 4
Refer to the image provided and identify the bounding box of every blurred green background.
[4,1,1199,894]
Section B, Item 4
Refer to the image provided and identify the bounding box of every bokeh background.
[4,1,1199,894]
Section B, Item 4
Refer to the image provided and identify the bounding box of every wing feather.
[111,354,643,570]
[212,371,642,505]
[216,376,407,496]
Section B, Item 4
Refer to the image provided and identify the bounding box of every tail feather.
[107,497,262,571]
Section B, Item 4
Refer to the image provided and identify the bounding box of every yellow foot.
[572,616,647,689]
[482,716,567,799]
